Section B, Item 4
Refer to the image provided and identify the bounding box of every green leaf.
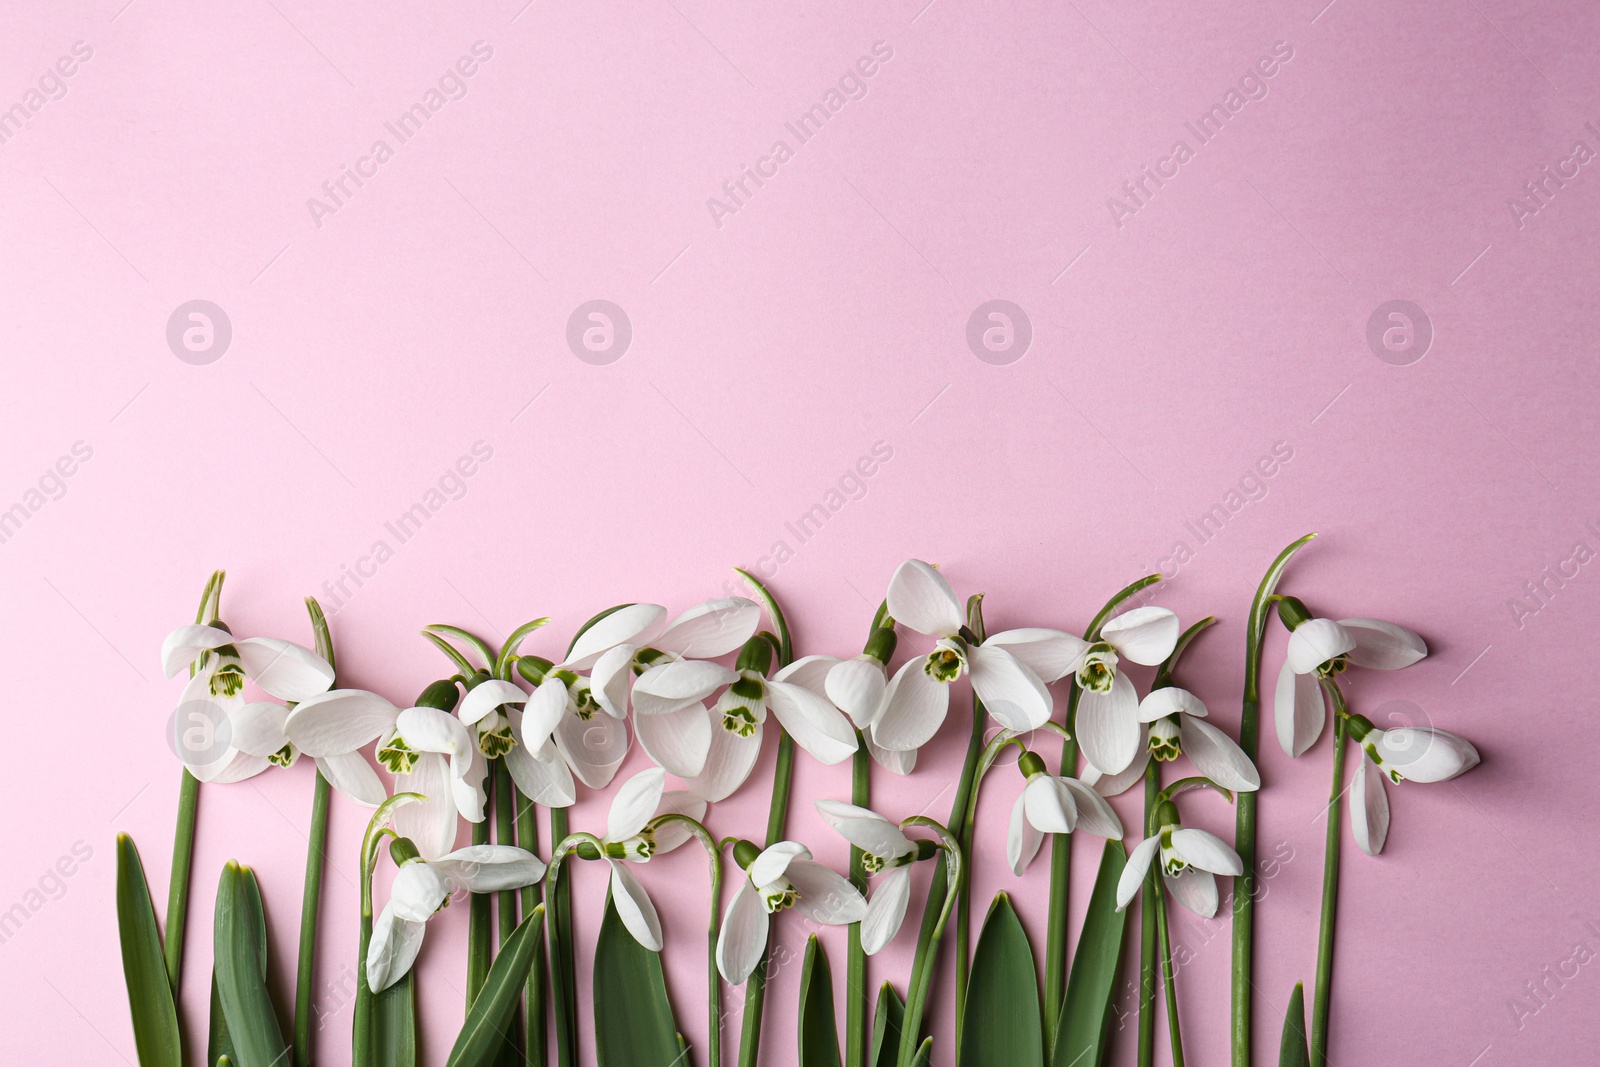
[593,891,681,1067]
[870,983,905,1067]
[209,866,268,1066]
[116,834,183,1067]
[910,1037,934,1066]
[214,862,289,1067]
[1052,842,1129,1067]
[447,907,544,1067]
[1278,983,1310,1067]
[373,972,417,1067]
[958,893,1044,1067]
[799,936,843,1067]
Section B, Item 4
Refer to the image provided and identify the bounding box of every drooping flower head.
[716,839,866,985]
[1115,799,1243,918]
[1006,750,1124,875]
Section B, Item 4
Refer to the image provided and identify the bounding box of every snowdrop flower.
[1007,751,1124,875]
[226,697,387,805]
[514,661,629,790]
[1346,715,1480,856]
[717,840,867,985]
[814,801,934,954]
[1062,607,1181,777]
[162,622,336,783]
[1275,603,1426,757]
[1138,688,1260,793]
[1116,801,1243,918]
[873,560,1082,751]
[583,598,762,778]
[584,767,707,950]
[454,677,578,808]
[826,626,917,775]
[689,645,857,803]
[367,839,545,992]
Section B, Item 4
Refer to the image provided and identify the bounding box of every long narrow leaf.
[870,983,905,1067]
[116,834,183,1067]
[214,862,290,1067]
[1278,983,1310,1067]
[374,973,418,1067]
[958,893,1044,1067]
[449,907,546,1067]
[799,936,844,1067]
[1052,841,1129,1067]
[592,892,681,1067]
[210,865,268,1066]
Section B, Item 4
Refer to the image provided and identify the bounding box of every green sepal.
[958,893,1044,1067]
[116,833,183,1067]
[446,906,544,1067]
[799,935,844,1067]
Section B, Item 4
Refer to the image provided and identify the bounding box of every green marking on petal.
[268,743,297,769]
[760,882,800,914]
[1076,643,1118,693]
[377,736,418,774]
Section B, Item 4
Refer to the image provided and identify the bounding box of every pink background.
[1,0,1593,1063]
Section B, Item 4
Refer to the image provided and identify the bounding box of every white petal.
[749,841,809,887]
[649,791,708,854]
[433,845,546,892]
[1007,792,1045,876]
[1274,661,1326,758]
[635,702,713,778]
[869,660,950,752]
[1074,672,1141,775]
[229,701,290,757]
[1116,836,1163,910]
[173,674,241,772]
[717,880,768,985]
[458,680,529,726]
[1180,718,1261,792]
[609,861,664,951]
[235,637,335,701]
[1138,686,1207,723]
[207,750,273,784]
[607,768,668,842]
[768,680,859,765]
[1167,828,1243,875]
[1164,868,1219,918]
[1023,776,1078,834]
[686,721,761,803]
[161,624,235,677]
[590,643,638,718]
[1056,777,1124,839]
[316,751,387,806]
[1287,619,1355,674]
[774,654,839,695]
[654,598,762,658]
[1339,618,1427,670]
[553,710,630,790]
[982,629,1090,683]
[633,660,737,717]
[814,801,914,859]
[967,644,1051,731]
[392,753,459,860]
[885,559,963,637]
[866,735,916,775]
[505,738,577,808]
[1080,742,1150,798]
[396,706,473,761]
[861,866,912,955]
[450,756,488,823]
[285,690,402,757]
[786,860,868,924]
[562,604,666,671]
[1099,607,1179,665]
[390,861,450,920]
[826,657,888,729]
[366,905,426,993]
[1351,756,1390,856]
[1371,727,1480,783]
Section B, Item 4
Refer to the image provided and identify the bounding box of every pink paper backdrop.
[2,0,1593,1063]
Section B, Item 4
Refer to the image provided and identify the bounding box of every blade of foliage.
[210,864,268,1066]
[870,983,906,1067]
[1052,841,1128,1067]
[1279,983,1310,1067]
[593,892,681,1067]
[214,862,289,1067]
[958,893,1044,1067]
[799,936,844,1067]
[374,973,418,1067]
[116,833,183,1067]
[448,908,545,1067]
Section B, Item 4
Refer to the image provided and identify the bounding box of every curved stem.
[1138,759,1160,1067]
[738,727,794,1067]
[896,819,962,1067]
[1310,681,1348,1067]
[547,827,597,1067]
[649,815,723,1067]
[1153,877,1185,1067]
[846,742,870,1067]
[354,793,422,1067]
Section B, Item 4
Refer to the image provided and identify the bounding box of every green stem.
[1153,878,1185,1067]
[354,911,374,1067]
[293,769,332,1067]
[896,820,962,1067]
[951,694,985,1051]
[549,806,576,1067]
[468,770,494,1006]
[1044,685,1081,1036]
[846,742,870,1067]
[164,769,200,995]
[496,760,524,1063]
[1310,688,1348,1067]
[652,815,723,1067]
[1138,759,1159,1067]
[518,798,546,1067]
[737,728,795,1067]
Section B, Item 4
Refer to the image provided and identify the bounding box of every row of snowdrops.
[114,536,1479,1067]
